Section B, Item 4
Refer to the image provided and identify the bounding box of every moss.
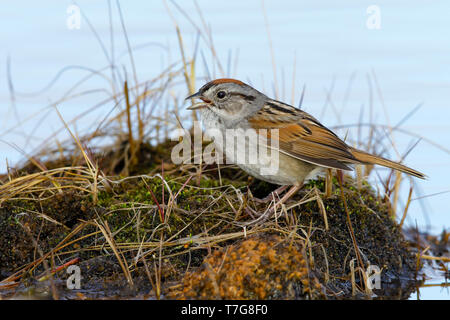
[0,191,96,273]
[293,177,416,297]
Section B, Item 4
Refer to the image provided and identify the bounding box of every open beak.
[186,102,208,110]
[185,91,210,110]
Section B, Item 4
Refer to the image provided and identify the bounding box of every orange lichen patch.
[167,235,325,300]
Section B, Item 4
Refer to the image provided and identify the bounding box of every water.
[0,0,448,299]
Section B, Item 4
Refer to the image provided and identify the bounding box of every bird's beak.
[185,91,201,100]
[187,102,208,110]
[185,91,209,110]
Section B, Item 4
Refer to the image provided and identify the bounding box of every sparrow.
[186,78,425,203]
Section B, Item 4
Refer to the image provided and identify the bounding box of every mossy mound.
[0,191,96,273]
[294,179,417,298]
[0,140,421,299]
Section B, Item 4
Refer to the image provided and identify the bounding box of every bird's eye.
[216,91,226,99]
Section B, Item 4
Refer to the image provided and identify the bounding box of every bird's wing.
[248,100,358,170]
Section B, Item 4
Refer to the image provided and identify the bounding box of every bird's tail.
[350,148,426,179]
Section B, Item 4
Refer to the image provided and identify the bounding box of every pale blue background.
[0,0,448,299]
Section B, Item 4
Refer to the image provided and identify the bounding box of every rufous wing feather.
[249,101,358,170]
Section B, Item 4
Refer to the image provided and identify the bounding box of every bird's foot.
[237,185,302,227]
[267,185,302,213]
[250,185,290,203]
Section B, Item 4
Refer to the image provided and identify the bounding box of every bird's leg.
[271,185,302,210]
[239,184,303,226]
[251,185,289,203]
[325,169,333,198]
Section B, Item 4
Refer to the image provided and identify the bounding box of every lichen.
[168,235,325,300]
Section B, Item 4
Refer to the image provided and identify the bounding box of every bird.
[186,78,425,204]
